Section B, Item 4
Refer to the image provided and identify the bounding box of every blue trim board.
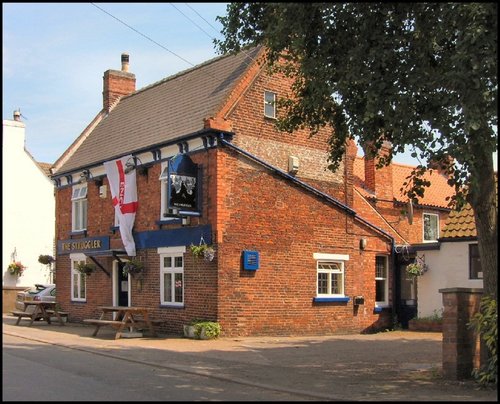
[134,225,212,249]
[313,297,350,303]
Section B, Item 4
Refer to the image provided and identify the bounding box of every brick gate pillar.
[439,287,484,380]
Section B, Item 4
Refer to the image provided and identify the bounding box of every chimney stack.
[363,140,394,201]
[103,53,136,112]
[121,53,130,72]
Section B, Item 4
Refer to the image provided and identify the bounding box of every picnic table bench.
[11,301,66,326]
[83,306,159,339]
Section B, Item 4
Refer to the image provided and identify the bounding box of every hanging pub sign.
[164,154,199,212]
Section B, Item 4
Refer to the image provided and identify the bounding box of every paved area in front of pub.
[3,315,497,401]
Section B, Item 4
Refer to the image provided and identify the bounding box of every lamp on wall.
[124,156,148,176]
[80,169,92,183]
[360,238,367,250]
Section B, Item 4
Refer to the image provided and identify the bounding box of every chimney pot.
[13,110,21,121]
[121,53,130,72]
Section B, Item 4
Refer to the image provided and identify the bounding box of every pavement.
[3,314,497,401]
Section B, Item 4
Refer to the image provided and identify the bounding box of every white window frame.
[70,253,87,302]
[159,163,172,221]
[72,183,88,232]
[158,246,186,306]
[423,212,439,242]
[375,255,389,307]
[313,253,349,298]
[264,90,276,119]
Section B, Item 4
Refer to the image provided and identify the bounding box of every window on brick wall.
[70,254,86,302]
[72,184,88,232]
[316,261,345,297]
[159,246,185,306]
[264,90,276,119]
[159,163,170,220]
[469,244,483,279]
[375,256,389,307]
[423,212,439,242]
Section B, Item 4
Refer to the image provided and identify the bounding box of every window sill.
[313,297,350,303]
[70,230,87,238]
[156,219,181,228]
[374,306,391,313]
[159,304,184,309]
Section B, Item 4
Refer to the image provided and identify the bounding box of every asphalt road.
[3,334,313,401]
[3,315,497,402]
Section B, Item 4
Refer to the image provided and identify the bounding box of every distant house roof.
[353,156,455,209]
[440,175,497,239]
[55,46,262,174]
[37,162,53,177]
[440,203,476,239]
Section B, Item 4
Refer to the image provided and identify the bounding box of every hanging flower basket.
[76,262,96,276]
[122,259,144,277]
[406,262,424,278]
[190,244,216,262]
[8,261,26,277]
[38,254,55,266]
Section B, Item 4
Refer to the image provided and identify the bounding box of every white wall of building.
[416,241,483,317]
[2,117,55,287]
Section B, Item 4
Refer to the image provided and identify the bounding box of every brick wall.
[214,145,392,336]
[440,287,484,379]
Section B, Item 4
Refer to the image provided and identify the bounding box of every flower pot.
[183,325,196,338]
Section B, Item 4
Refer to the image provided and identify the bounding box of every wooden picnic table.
[11,301,66,326]
[83,306,159,339]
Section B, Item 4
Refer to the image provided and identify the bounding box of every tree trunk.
[468,146,498,301]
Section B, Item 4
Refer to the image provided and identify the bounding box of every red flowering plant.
[8,261,26,277]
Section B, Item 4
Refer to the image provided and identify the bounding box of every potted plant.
[183,319,222,339]
[190,243,216,262]
[122,259,144,278]
[8,261,26,277]
[76,262,96,276]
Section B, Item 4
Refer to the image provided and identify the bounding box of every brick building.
[51,48,448,336]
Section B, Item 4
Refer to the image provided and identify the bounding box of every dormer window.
[264,90,276,119]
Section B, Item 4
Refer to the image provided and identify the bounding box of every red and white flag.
[104,155,138,256]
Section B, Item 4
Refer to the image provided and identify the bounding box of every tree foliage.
[216,2,497,299]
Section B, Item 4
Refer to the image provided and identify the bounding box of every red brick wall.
[214,145,391,336]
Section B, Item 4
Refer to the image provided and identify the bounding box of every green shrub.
[190,319,222,339]
[468,295,497,386]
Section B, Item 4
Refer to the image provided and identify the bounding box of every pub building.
[51,48,396,337]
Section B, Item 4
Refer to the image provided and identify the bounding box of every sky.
[3,3,497,169]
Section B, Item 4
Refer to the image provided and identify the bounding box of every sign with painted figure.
[168,154,199,211]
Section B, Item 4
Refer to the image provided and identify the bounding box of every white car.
[15,284,56,313]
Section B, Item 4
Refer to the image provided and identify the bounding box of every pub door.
[114,261,130,308]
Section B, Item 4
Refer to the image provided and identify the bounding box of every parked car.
[15,284,56,313]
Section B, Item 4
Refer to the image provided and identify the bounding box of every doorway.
[114,261,130,308]
[395,261,418,328]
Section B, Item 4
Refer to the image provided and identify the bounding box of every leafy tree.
[216,3,497,300]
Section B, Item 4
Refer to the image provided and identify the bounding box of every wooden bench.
[136,319,164,332]
[83,319,124,336]
[11,311,35,325]
[45,310,69,320]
